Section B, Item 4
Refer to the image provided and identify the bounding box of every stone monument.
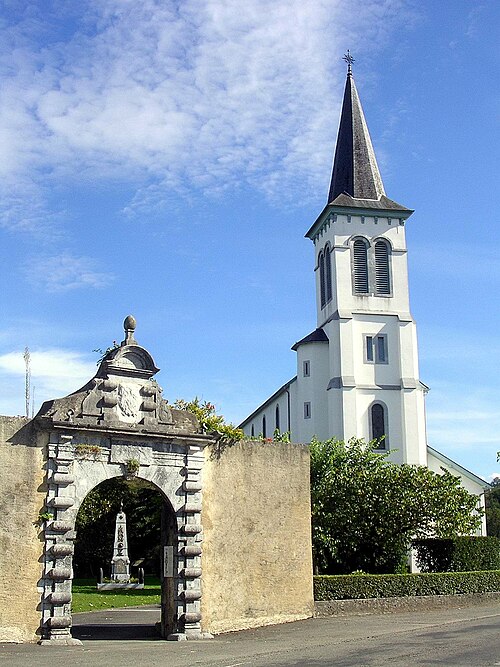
[111,503,130,582]
[97,503,144,590]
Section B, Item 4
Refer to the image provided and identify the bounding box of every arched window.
[374,240,391,295]
[352,239,369,294]
[371,403,387,447]
[251,424,255,437]
[319,251,326,307]
[319,245,333,308]
[262,415,267,439]
[325,245,332,303]
[275,404,280,431]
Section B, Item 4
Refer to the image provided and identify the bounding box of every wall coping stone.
[314,591,500,616]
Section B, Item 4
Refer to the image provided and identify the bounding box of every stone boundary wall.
[201,440,314,634]
[0,416,46,643]
[314,591,500,617]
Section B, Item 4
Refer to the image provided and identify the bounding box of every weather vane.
[343,50,355,75]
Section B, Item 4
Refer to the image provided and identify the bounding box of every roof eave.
[427,445,491,489]
[305,202,414,241]
[238,377,297,428]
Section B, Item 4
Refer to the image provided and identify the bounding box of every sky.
[0,0,499,481]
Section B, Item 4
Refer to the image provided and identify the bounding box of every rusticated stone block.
[183,481,202,492]
[181,568,202,578]
[102,395,118,408]
[47,615,71,628]
[182,612,201,624]
[50,544,74,557]
[181,524,202,535]
[182,545,202,557]
[49,496,74,509]
[49,592,72,605]
[51,521,73,532]
[182,589,202,601]
[52,473,75,485]
[47,567,71,580]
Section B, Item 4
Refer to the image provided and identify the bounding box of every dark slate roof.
[329,192,412,213]
[238,376,297,428]
[328,71,386,203]
[291,328,329,351]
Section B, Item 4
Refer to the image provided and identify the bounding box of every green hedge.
[413,537,500,572]
[314,571,500,600]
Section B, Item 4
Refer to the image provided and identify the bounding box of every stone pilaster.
[168,443,212,640]
[40,433,80,646]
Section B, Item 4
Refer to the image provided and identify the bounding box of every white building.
[240,57,487,521]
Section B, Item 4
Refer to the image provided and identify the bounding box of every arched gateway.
[38,316,214,644]
[0,316,313,644]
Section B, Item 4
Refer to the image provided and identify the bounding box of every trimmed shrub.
[413,537,500,573]
[313,571,500,601]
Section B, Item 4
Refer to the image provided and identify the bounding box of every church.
[240,54,487,518]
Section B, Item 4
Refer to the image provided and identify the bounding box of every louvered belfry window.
[374,240,391,295]
[325,245,332,303]
[319,251,326,307]
[353,239,369,293]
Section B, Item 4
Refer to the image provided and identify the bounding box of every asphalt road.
[2,603,500,666]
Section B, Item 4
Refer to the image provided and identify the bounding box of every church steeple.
[328,52,386,203]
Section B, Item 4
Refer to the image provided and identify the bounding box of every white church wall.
[355,389,405,462]
[351,316,401,387]
[401,388,428,465]
[295,342,330,443]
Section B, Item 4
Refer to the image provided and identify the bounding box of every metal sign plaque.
[163,546,174,578]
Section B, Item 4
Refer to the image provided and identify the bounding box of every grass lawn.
[72,576,161,613]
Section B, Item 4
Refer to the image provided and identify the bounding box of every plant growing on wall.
[310,437,482,575]
[93,341,120,365]
[74,444,102,459]
[126,458,140,475]
[37,510,54,525]
[173,397,244,446]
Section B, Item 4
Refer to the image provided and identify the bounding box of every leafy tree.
[74,478,163,578]
[173,397,243,446]
[310,437,482,574]
[485,477,500,538]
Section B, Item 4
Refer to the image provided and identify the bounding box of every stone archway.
[36,317,214,644]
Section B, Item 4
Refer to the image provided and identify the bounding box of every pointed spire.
[328,53,386,203]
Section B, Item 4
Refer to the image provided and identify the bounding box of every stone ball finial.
[124,315,136,331]
[123,315,137,346]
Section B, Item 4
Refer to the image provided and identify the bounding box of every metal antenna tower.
[23,347,31,418]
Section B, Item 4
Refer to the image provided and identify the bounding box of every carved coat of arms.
[117,384,141,422]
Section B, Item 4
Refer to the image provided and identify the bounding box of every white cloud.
[26,252,114,291]
[0,348,96,416]
[0,0,415,228]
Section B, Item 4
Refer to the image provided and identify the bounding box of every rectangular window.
[377,335,387,363]
[364,334,388,364]
[304,402,311,419]
[303,360,310,377]
[366,336,374,362]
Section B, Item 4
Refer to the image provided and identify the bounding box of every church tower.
[240,53,486,526]
[298,52,428,464]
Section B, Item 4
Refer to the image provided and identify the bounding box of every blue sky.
[0,1,499,480]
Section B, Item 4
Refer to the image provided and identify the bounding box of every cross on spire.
[343,50,355,76]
